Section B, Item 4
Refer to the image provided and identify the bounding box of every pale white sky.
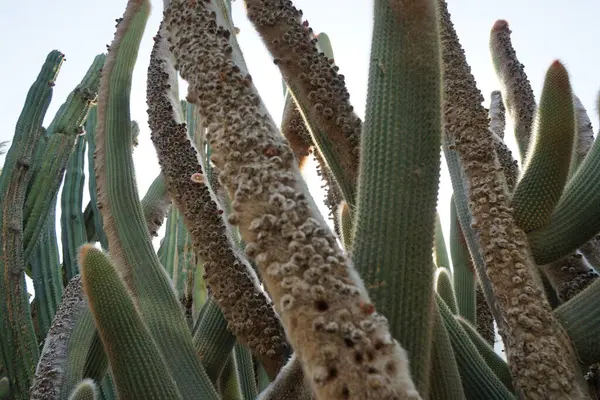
[1,0,599,269]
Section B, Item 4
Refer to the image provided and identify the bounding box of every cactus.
[4,0,600,399]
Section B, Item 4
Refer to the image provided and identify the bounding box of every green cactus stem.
[351,0,441,392]
[510,60,575,232]
[429,309,465,400]
[437,1,587,396]
[0,50,64,400]
[233,343,258,400]
[434,213,450,269]
[337,200,353,250]
[61,134,88,280]
[489,19,536,160]
[435,268,458,314]
[245,0,361,207]
[166,0,422,397]
[456,316,514,393]
[68,379,98,400]
[79,245,182,400]
[541,251,598,302]
[140,173,171,237]
[147,25,289,377]
[23,54,105,260]
[449,196,476,323]
[93,1,218,397]
[0,377,8,400]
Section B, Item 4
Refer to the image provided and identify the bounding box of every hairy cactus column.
[147,25,289,378]
[351,0,442,392]
[438,0,587,397]
[165,0,420,398]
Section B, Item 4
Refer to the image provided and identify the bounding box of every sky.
[1,0,599,314]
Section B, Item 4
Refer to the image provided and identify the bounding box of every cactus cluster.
[2,0,600,399]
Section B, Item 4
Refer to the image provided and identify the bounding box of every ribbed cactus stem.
[429,309,465,400]
[79,245,182,400]
[351,0,441,392]
[438,1,587,397]
[511,60,575,232]
[166,0,421,397]
[337,200,353,250]
[434,213,450,269]
[140,173,171,237]
[489,19,536,160]
[94,1,218,397]
[0,50,64,400]
[435,268,458,314]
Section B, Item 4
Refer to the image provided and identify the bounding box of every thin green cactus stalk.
[437,1,587,396]
[351,0,441,392]
[0,377,8,400]
[147,25,289,377]
[31,276,86,400]
[97,376,116,400]
[61,134,88,280]
[220,357,242,400]
[456,316,514,393]
[489,90,506,139]
[0,50,64,400]
[233,343,258,400]
[257,354,314,400]
[434,268,458,314]
[510,60,575,232]
[30,198,63,341]
[489,20,536,160]
[84,107,108,249]
[192,297,236,384]
[449,196,476,323]
[140,173,171,237]
[541,251,598,302]
[429,308,465,400]
[22,54,104,260]
[434,213,450,269]
[93,1,218,397]
[554,278,600,365]
[68,379,98,400]
[166,0,421,397]
[78,245,182,400]
[527,92,600,264]
[81,331,109,385]
[437,297,515,399]
[245,0,361,207]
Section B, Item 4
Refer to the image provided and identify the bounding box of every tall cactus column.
[351,0,442,393]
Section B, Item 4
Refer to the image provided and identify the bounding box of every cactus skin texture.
[78,245,182,400]
[0,50,64,400]
[67,379,97,400]
[165,0,421,397]
[510,60,575,232]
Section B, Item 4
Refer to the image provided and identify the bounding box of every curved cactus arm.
[140,173,171,237]
[429,307,465,400]
[489,19,536,160]
[79,245,182,400]
[68,379,98,400]
[528,92,600,264]
[30,197,63,341]
[449,195,476,323]
[434,268,458,314]
[245,1,361,207]
[23,54,105,260]
[0,50,64,400]
[351,0,441,392]
[61,135,88,280]
[510,60,575,232]
[437,297,515,399]
[555,278,600,365]
[147,24,289,377]
[94,1,218,397]
[0,377,8,399]
[456,316,514,393]
[257,354,314,400]
[166,0,422,397]
[437,1,587,397]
